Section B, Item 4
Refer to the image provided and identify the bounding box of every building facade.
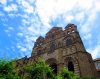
[31,24,97,77]
[94,58,100,77]
[16,24,98,77]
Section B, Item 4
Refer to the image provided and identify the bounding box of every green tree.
[24,58,55,79]
[24,58,79,79]
[56,67,79,79]
[0,59,21,79]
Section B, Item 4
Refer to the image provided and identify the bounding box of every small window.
[66,39,72,46]
[49,42,56,53]
[37,50,42,55]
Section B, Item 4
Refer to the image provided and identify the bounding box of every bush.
[24,58,55,79]
[0,58,98,79]
[24,58,79,79]
[0,59,21,79]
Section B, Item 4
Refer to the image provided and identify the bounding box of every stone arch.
[46,58,57,74]
[64,57,80,75]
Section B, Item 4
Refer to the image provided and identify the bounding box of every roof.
[94,58,100,62]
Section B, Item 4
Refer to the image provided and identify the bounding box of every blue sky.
[0,0,100,59]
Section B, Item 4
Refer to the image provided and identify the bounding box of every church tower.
[31,24,97,77]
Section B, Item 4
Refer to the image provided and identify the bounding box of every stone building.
[16,23,98,77]
[94,58,100,77]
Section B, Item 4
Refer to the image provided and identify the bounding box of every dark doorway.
[68,61,74,72]
[50,63,57,74]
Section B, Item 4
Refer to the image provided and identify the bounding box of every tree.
[24,58,79,79]
[56,67,79,79]
[0,59,21,79]
[24,58,55,79]
[1,57,97,79]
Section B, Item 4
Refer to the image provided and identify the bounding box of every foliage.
[24,58,79,79]
[56,67,79,79]
[0,59,21,79]
[0,58,99,79]
[24,58,55,79]
[24,58,99,79]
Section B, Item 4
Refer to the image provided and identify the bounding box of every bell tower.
[62,24,97,77]
[64,23,86,53]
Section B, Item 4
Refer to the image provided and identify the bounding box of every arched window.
[37,50,42,55]
[46,58,57,74]
[49,42,56,53]
[50,63,57,74]
[68,61,74,72]
[66,38,72,46]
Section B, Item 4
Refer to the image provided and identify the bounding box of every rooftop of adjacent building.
[94,58,100,62]
[94,58,100,71]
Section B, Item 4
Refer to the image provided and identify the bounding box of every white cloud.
[21,0,34,13]
[65,15,74,23]
[80,10,97,34]
[95,0,100,12]
[4,27,14,36]
[4,4,18,12]
[88,45,100,59]
[77,0,93,10]
[0,0,7,5]
[0,12,4,16]
[75,12,85,23]
[35,0,100,38]
[17,32,23,37]
[20,47,27,52]
[35,0,78,26]
[83,33,92,40]
[2,0,98,58]
[4,27,14,32]
[8,27,14,30]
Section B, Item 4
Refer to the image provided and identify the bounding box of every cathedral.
[16,23,100,77]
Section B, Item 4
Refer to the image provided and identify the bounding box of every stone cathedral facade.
[31,23,97,77]
[16,24,98,77]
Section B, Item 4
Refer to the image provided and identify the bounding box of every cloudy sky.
[0,0,100,59]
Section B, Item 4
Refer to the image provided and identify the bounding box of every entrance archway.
[64,57,80,75]
[46,58,57,74]
[68,61,74,72]
[50,63,57,74]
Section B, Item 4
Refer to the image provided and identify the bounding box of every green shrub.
[0,59,21,79]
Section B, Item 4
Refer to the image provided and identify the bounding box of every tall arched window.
[68,61,74,72]
[37,50,42,55]
[49,42,56,53]
[66,38,72,46]
[50,63,57,74]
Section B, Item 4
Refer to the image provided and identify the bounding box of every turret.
[64,23,86,52]
[65,23,77,34]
